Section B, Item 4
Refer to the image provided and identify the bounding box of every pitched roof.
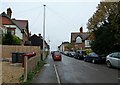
[62,42,69,44]
[29,34,49,49]
[13,19,28,30]
[71,32,90,42]
[13,19,29,35]
[0,12,21,31]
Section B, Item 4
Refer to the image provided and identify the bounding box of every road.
[31,54,120,84]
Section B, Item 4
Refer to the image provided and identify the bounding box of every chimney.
[80,27,83,33]
[29,32,31,37]
[39,33,42,38]
[12,18,16,20]
[7,8,12,18]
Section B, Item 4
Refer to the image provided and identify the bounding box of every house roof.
[71,32,90,42]
[29,34,49,49]
[13,19,29,35]
[0,12,21,31]
[62,42,69,44]
[13,19,28,30]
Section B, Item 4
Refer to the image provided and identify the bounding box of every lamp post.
[42,5,46,60]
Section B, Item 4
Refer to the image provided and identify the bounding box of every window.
[85,40,91,47]
[76,36,82,43]
[7,30,15,35]
[112,53,119,58]
[118,53,120,59]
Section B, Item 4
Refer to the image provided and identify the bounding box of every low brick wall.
[2,45,41,58]
[27,56,40,73]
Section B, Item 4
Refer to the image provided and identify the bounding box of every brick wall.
[27,56,40,73]
[2,45,41,58]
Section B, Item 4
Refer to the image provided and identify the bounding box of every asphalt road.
[31,54,120,84]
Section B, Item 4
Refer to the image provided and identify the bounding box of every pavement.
[31,54,58,83]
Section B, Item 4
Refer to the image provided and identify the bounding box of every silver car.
[106,52,120,68]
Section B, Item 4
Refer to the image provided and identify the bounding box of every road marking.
[53,63,61,85]
[44,64,50,67]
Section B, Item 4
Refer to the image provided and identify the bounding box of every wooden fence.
[2,45,41,58]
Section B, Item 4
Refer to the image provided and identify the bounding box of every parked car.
[84,52,106,64]
[74,50,87,60]
[106,52,120,68]
[52,51,62,61]
[51,51,54,54]
[67,51,75,57]
[62,51,69,56]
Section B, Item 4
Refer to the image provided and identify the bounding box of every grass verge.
[19,60,45,84]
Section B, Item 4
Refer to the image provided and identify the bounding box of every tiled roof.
[13,19,28,30]
[71,32,90,42]
[0,12,21,30]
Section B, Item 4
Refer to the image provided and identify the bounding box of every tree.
[91,23,116,55]
[87,2,118,31]
[88,1,120,56]
[65,43,73,51]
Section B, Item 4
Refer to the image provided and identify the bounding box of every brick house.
[0,8,30,45]
[0,11,22,39]
[71,27,91,50]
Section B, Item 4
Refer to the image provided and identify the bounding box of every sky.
[1,0,100,51]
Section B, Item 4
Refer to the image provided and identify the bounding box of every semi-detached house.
[0,8,29,45]
[0,8,22,39]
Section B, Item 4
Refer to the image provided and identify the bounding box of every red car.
[52,51,62,61]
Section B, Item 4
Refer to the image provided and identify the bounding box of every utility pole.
[42,5,46,60]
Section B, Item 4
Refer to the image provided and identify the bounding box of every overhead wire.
[46,6,79,30]
[30,7,43,29]
[15,6,43,17]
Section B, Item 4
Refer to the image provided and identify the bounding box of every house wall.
[73,42,85,50]
[23,31,29,44]
[85,40,91,48]
[59,44,64,52]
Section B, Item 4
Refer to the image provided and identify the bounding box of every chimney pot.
[7,8,12,18]
[80,27,83,33]
[39,33,42,38]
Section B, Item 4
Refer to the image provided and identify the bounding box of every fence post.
[24,56,28,82]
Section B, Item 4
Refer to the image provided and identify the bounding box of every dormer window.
[76,36,82,43]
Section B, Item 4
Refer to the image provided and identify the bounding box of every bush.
[2,32,21,45]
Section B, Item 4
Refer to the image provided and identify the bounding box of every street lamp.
[42,5,46,60]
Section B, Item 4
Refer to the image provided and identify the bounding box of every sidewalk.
[31,54,58,83]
